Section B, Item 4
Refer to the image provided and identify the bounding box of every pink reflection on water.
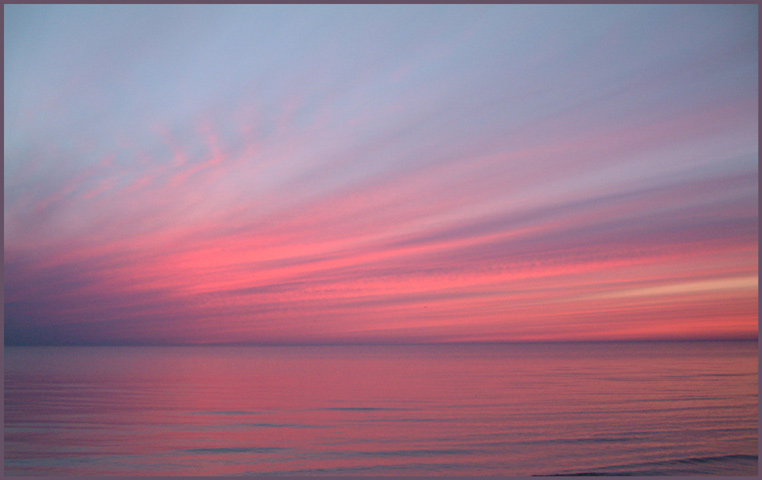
[5,342,758,475]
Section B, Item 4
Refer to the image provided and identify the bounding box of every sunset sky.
[4,4,758,345]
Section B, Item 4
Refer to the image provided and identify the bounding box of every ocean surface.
[4,341,758,476]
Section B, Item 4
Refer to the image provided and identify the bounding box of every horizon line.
[4,337,758,347]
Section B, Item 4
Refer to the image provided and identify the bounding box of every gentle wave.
[547,454,759,476]
[183,447,285,455]
[346,448,475,458]
[320,407,406,411]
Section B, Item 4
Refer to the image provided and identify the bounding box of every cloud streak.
[4,5,758,345]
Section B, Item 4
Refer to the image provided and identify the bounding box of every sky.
[4,4,758,345]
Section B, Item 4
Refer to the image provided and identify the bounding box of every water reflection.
[5,342,758,475]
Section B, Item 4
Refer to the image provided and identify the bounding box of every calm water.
[4,342,758,476]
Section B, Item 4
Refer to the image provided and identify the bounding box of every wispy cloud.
[4,4,757,344]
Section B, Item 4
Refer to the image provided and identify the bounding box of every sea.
[4,341,758,476]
